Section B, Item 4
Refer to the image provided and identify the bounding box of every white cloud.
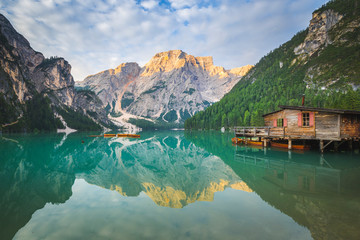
[169,0,197,9]
[0,0,329,81]
[141,0,158,10]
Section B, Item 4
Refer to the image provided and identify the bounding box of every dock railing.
[234,126,272,137]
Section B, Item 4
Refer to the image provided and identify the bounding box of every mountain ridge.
[77,49,253,129]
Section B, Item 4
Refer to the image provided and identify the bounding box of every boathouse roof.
[263,105,360,117]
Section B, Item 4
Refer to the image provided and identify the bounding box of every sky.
[0,0,329,81]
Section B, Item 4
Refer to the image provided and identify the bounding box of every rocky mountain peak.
[0,14,44,74]
[294,9,343,56]
[141,50,187,76]
[141,50,231,78]
[229,65,254,77]
[95,62,141,76]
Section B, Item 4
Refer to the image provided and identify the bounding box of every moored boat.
[246,140,263,146]
[117,134,140,138]
[104,133,141,138]
[270,141,310,150]
[104,134,116,137]
[231,137,243,144]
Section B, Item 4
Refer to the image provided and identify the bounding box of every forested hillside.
[185,0,360,130]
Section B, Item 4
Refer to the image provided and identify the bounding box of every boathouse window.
[298,112,314,127]
[302,113,310,126]
[277,118,283,127]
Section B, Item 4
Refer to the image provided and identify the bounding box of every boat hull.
[270,141,310,150]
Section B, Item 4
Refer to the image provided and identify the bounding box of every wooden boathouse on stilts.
[234,105,360,152]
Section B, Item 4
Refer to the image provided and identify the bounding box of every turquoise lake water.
[1,130,360,240]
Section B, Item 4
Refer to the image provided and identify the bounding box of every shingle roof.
[263,105,360,117]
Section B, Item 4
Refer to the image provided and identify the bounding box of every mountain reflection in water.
[0,132,249,239]
[1,131,360,239]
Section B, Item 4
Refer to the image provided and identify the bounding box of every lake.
[1,131,360,240]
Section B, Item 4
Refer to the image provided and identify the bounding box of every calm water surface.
[1,131,360,240]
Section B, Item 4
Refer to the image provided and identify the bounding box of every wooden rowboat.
[104,134,116,137]
[232,138,263,146]
[117,134,140,138]
[104,133,141,138]
[246,140,263,146]
[270,141,310,150]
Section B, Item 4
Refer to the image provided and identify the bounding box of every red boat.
[270,141,310,150]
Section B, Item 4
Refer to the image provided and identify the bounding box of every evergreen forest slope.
[185,0,360,130]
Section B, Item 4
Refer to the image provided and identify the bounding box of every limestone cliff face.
[292,4,360,91]
[78,50,253,126]
[32,58,76,106]
[0,13,112,129]
[77,62,141,113]
[0,14,44,106]
[294,10,343,56]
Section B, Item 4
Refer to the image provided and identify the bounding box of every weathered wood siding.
[264,109,316,139]
[341,115,360,138]
[264,109,360,140]
[315,112,340,140]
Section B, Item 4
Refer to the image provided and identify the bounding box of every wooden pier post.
[288,139,292,150]
[320,140,324,153]
[263,139,268,147]
[334,141,339,152]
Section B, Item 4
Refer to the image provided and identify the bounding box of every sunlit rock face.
[294,10,343,56]
[77,62,141,113]
[32,58,76,106]
[0,14,43,107]
[79,133,251,208]
[78,50,253,124]
[0,14,73,105]
[0,13,111,128]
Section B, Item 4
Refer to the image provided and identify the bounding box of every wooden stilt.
[263,139,268,147]
[334,141,339,152]
[288,139,292,150]
[320,140,324,153]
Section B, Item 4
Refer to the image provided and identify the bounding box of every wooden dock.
[233,106,360,152]
[234,126,359,152]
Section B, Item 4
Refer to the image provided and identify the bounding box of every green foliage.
[183,88,196,95]
[0,93,18,125]
[121,92,134,109]
[75,89,96,97]
[185,0,360,130]
[110,111,122,118]
[315,0,360,16]
[37,56,62,69]
[185,30,308,130]
[24,94,60,132]
[56,106,102,131]
[142,85,165,94]
[163,110,178,122]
